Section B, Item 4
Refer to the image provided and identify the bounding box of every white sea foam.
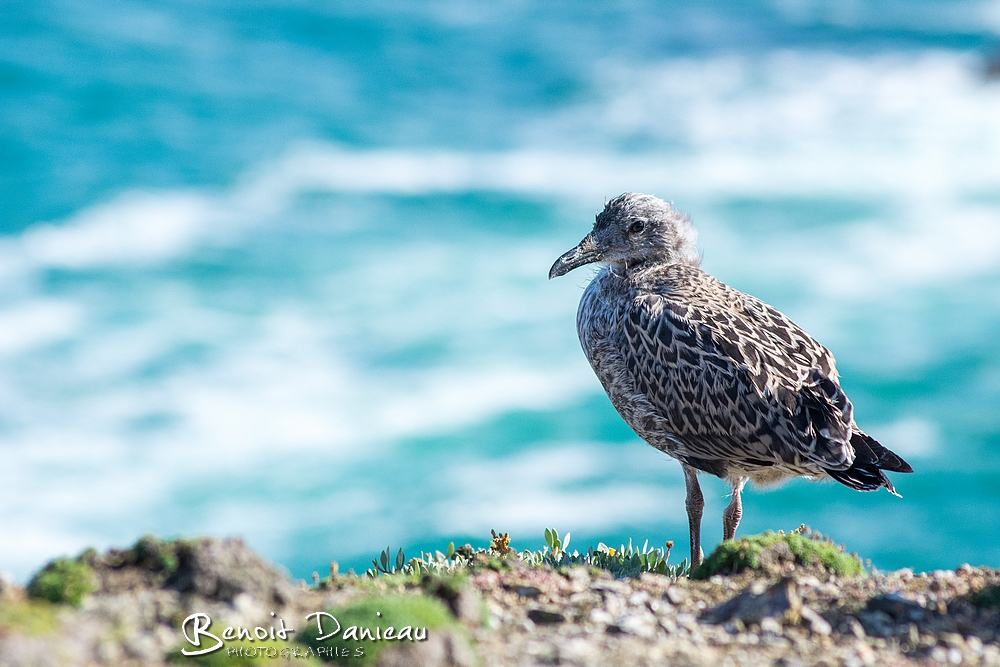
[19,192,221,269]
[0,301,82,356]
[11,52,1000,279]
[0,235,594,577]
[375,366,591,437]
[4,48,1000,578]
[436,445,686,535]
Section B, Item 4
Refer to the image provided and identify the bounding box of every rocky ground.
[1,533,999,667]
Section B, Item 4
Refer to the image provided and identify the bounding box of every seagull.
[549,193,912,569]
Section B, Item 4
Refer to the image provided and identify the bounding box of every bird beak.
[549,234,601,279]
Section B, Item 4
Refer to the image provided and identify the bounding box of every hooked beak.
[548,234,601,279]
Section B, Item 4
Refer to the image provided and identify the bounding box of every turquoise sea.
[2,1,1000,581]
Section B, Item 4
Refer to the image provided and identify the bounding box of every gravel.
[1,539,998,667]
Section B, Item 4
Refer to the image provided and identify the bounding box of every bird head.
[548,193,699,279]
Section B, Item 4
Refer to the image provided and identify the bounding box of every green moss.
[101,534,190,573]
[970,585,1000,609]
[690,530,864,580]
[0,600,60,635]
[26,558,95,606]
[297,594,457,665]
[132,535,180,573]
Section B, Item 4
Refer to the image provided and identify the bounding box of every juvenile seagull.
[549,193,912,568]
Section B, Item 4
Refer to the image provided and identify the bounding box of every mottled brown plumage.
[549,193,912,568]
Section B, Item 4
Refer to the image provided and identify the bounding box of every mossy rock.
[128,534,182,572]
[690,530,864,580]
[420,573,464,609]
[970,585,1000,609]
[76,535,192,596]
[26,558,96,606]
[297,593,458,665]
[89,534,186,575]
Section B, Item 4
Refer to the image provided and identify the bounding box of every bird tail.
[825,430,913,496]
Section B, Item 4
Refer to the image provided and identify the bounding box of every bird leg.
[683,465,705,569]
[723,477,747,541]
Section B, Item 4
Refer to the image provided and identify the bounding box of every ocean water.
[2,0,1000,581]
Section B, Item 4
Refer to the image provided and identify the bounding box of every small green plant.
[690,527,864,579]
[297,594,457,665]
[544,528,570,554]
[522,531,687,579]
[345,529,686,582]
[359,541,470,579]
[26,558,95,606]
[369,547,407,575]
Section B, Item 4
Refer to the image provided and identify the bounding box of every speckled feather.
[567,194,911,492]
[579,262,856,483]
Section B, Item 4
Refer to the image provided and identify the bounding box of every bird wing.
[619,270,854,472]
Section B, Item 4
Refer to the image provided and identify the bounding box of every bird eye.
[629,221,645,234]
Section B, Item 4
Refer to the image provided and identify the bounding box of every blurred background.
[2,0,1000,582]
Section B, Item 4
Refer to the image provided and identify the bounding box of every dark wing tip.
[892,459,914,474]
[826,465,902,497]
[852,430,913,474]
[825,430,912,495]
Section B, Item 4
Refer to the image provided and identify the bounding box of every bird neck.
[613,254,698,279]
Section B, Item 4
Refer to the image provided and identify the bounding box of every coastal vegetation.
[1,528,998,666]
